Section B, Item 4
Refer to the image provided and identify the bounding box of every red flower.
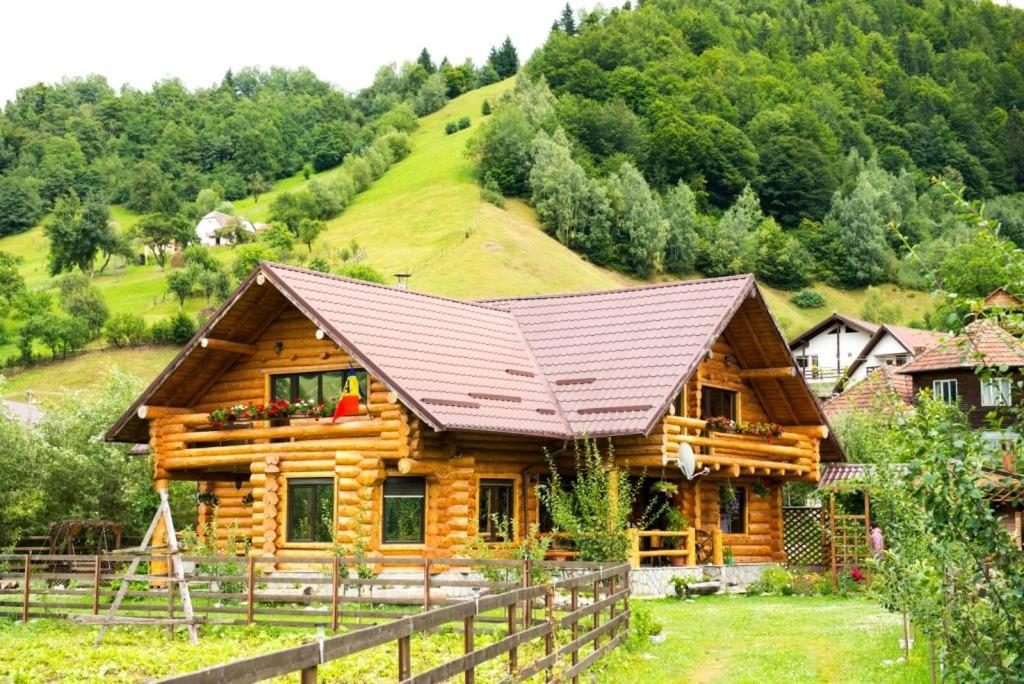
[851,568,864,582]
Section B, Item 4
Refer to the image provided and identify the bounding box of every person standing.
[870,523,884,559]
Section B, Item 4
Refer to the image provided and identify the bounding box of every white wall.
[792,324,873,379]
[195,216,256,246]
[849,332,910,382]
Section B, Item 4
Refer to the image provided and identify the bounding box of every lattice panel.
[782,506,827,565]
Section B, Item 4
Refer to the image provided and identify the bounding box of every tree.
[470,106,536,196]
[417,48,436,74]
[823,166,897,287]
[336,263,387,283]
[489,37,520,79]
[414,73,448,116]
[232,243,277,279]
[0,175,43,237]
[125,161,171,213]
[859,285,903,323]
[662,181,699,275]
[697,185,763,277]
[103,312,148,347]
[606,162,666,278]
[559,3,577,35]
[213,217,254,247]
[270,191,318,233]
[21,311,90,359]
[756,136,838,226]
[166,268,197,308]
[0,251,26,315]
[134,213,193,269]
[61,281,109,339]
[247,173,271,203]
[749,219,811,290]
[936,230,1023,298]
[297,219,326,252]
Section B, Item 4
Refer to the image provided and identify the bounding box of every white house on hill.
[788,313,879,390]
[843,324,946,384]
[195,211,257,246]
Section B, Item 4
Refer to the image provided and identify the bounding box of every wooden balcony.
[664,415,825,480]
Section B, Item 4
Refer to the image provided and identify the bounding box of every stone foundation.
[629,563,779,597]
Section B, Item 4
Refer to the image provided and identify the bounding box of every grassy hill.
[0,78,935,402]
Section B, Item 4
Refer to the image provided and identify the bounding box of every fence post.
[712,528,724,565]
[592,577,601,650]
[627,528,640,569]
[21,556,30,623]
[522,558,532,631]
[331,556,339,632]
[570,586,579,684]
[686,528,696,566]
[423,558,432,614]
[398,634,412,680]
[608,574,617,638]
[463,615,475,684]
[246,555,256,626]
[507,602,518,674]
[167,574,175,640]
[92,555,101,615]
[544,585,554,682]
[301,665,318,684]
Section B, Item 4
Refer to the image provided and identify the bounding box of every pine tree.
[489,37,520,79]
[417,48,435,74]
[697,185,763,277]
[662,181,699,275]
[559,4,577,35]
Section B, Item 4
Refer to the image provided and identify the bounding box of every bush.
[444,122,458,135]
[151,312,196,345]
[624,600,663,651]
[790,288,826,309]
[308,257,331,273]
[457,116,471,130]
[103,312,149,348]
[481,100,492,116]
[481,184,506,208]
[336,263,387,284]
[746,566,794,596]
[232,243,278,280]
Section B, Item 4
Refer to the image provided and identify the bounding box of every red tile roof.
[899,319,1024,374]
[885,325,946,355]
[823,366,913,416]
[483,275,756,436]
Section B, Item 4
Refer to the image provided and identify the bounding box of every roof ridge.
[478,274,755,304]
[260,261,510,313]
[503,308,574,435]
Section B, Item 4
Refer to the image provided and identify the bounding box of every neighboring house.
[195,211,257,246]
[789,314,879,394]
[0,399,43,428]
[107,266,843,565]
[983,287,1023,309]
[898,319,1024,430]
[843,324,946,385]
[823,366,913,416]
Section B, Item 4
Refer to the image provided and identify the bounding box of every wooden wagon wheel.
[694,529,714,565]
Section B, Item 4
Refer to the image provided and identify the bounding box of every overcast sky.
[0,0,571,104]
[4,0,1023,106]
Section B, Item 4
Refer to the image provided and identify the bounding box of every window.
[382,477,425,544]
[932,379,958,405]
[795,355,818,370]
[981,378,1013,407]
[719,485,746,534]
[478,479,515,541]
[286,478,334,543]
[701,387,737,421]
[271,369,367,405]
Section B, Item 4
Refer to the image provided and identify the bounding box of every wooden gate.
[782,506,827,566]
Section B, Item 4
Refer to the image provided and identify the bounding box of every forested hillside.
[471,0,1024,303]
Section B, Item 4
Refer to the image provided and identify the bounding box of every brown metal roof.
[108,265,842,455]
[899,319,1024,374]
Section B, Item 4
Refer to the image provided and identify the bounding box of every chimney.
[394,273,411,290]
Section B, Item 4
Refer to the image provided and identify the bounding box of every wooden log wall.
[197,481,254,551]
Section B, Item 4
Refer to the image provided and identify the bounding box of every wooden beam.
[738,367,796,379]
[200,338,256,355]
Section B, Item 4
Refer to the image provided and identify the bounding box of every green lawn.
[603,596,929,684]
[0,346,176,402]
[0,596,928,682]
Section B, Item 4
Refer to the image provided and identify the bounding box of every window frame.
[718,485,747,535]
[478,478,516,542]
[284,476,335,546]
[381,476,426,545]
[932,378,959,405]
[701,386,739,422]
[270,368,368,405]
[981,377,1013,407]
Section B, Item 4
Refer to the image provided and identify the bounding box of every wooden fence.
[161,561,631,683]
[782,506,827,566]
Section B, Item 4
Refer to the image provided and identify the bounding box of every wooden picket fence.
[0,553,630,682]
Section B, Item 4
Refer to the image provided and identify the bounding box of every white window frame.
[981,377,1013,407]
[932,379,958,404]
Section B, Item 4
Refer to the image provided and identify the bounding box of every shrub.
[444,122,458,135]
[103,312,149,348]
[336,263,387,284]
[481,184,506,208]
[790,288,825,309]
[458,116,471,130]
[151,312,196,345]
[232,243,277,280]
[624,600,663,651]
[308,257,331,273]
[746,566,794,596]
[481,100,492,115]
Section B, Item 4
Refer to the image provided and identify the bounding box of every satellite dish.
[678,442,709,481]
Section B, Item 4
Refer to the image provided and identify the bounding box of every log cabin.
[106,263,843,565]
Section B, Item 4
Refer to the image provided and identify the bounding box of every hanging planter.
[704,416,783,442]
